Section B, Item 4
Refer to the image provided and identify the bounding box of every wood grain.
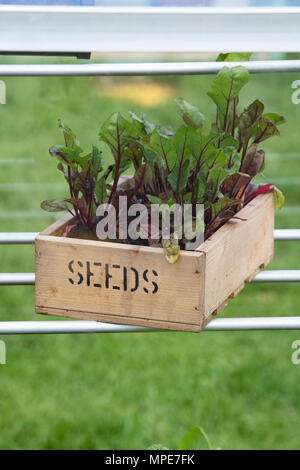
[35,192,274,331]
[36,234,205,332]
[198,192,274,320]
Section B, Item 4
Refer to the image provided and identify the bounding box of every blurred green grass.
[0,59,300,450]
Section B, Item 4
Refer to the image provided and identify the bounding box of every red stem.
[175,129,188,203]
[108,122,121,204]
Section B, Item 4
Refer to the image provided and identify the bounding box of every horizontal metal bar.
[0,229,299,245]
[3,6,299,13]
[0,320,150,335]
[2,6,300,53]
[1,60,300,77]
[0,273,35,285]
[206,316,300,331]
[0,317,300,335]
[253,270,300,283]
[274,229,300,241]
[0,270,299,286]
[0,233,37,244]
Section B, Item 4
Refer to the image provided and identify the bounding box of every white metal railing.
[0,232,37,244]
[0,317,300,335]
[1,60,300,76]
[0,270,300,286]
[1,6,300,53]
[0,42,300,334]
[0,229,299,334]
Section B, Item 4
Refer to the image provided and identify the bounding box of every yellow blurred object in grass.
[103,81,174,107]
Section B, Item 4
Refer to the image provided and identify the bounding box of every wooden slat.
[35,233,205,332]
[199,192,274,319]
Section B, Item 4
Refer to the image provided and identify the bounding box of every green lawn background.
[0,56,299,449]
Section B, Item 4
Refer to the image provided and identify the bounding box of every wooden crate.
[35,192,274,332]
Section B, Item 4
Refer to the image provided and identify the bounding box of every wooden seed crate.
[35,192,274,332]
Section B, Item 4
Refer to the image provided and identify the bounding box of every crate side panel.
[35,237,205,328]
[202,192,274,318]
[36,306,203,332]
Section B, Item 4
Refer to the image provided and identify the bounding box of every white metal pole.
[0,317,300,335]
[1,270,299,285]
[0,60,300,77]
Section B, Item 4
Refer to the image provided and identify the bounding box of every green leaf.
[219,133,239,151]
[180,158,192,189]
[118,159,132,177]
[149,129,177,171]
[128,111,148,135]
[183,192,192,202]
[239,99,264,147]
[167,158,191,195]
[147,194,163,205]
[207,166,235,192]
[98,112,120,155]
[91,145,103,173]
[140,144,157,167]
[254,117,280,143]
[41,198,70,212]
[58,119,83,153]
[95,177,107,204]
[240,144,265,177]
[134,163,153,187]
[208,66,250,106]
[177,425,213,451]
[217,52,252,62]
[162,236,180,264]
[73,168,89,193]
[194,172,207,203]
[141,114,174,137]
[142,115,156,134]
[166,197,177,207]
[167,165,178,192]
[57,162,64,172]
[187,129,219,166]
[223,171,251,199]
[273,185,285,210]
[49,145,79,168]
[211,149,229,169]
[78,153,92,170]
[99,112,140,160]
[57,162,68,179]
[262,113,285,126]
[175,97,205,129]
[167,126,192,196]
[208,66,250,129]
[173,125,191,162]
[210,197,240,221]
